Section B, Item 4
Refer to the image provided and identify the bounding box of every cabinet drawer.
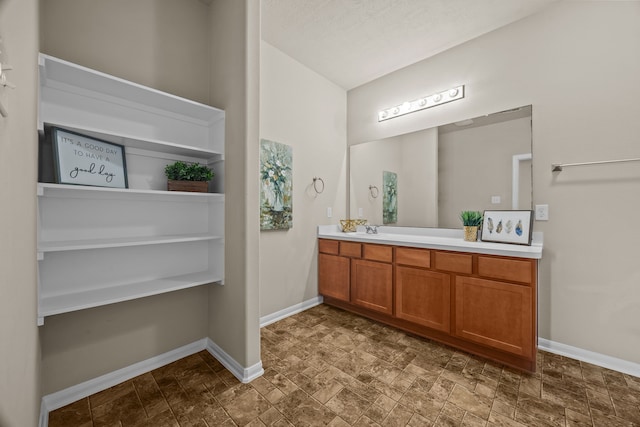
[478,256,533,284]
[363,244,393,263]
[434,251,472,274]
[396,247,430,268]
[340,241,362,258]
[318,239,339,255]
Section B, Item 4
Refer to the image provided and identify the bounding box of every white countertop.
[318,225,543,259]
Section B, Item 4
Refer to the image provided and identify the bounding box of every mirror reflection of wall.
[349,106,532,228]
[438,107,532,228]
[350,127,438,227]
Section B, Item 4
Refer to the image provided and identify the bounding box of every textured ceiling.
[261,0,558,90]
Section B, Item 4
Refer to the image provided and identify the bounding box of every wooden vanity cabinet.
[318,238,538,372]
[318,240,394,312]
[318,253,350,302]
[455,255,536,358]
[455,276,532,357]
[396,266,451,333]
[318,240,351,301]
[351,244,393,315]
[395,247,451,332]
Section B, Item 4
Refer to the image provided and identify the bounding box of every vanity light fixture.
[378,85,465,122]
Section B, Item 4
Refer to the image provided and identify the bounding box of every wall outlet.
[535,204,549,221]
[358,207,363,218]
[326,207,332,218]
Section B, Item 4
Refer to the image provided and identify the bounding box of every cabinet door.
[396,267,450,332]
[455,276,533,357]
[318,253,350,302]
[351,259,393,315]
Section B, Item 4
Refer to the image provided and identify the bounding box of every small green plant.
[164,161,213,182]
[459,210,483,227]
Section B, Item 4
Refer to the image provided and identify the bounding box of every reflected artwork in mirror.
[382,171,398,224]
[349,105,532,229]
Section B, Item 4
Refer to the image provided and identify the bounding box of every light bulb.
[449,88,459,97]
[432,93,442,103]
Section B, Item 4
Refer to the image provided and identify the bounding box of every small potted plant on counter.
[460,210,483,242]
[164,161,214,193]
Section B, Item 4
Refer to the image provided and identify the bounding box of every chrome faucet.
[365,225,378,234]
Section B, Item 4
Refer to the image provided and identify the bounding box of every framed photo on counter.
[480,210,533,245]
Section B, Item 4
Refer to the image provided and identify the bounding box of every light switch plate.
[326,207,332,218]
[491,195,501,204]
[535,204,549,221]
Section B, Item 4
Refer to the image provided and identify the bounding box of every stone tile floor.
[49,304,640,426]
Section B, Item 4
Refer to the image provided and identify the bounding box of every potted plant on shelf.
[164,161,214,193]
[460,210,483,242]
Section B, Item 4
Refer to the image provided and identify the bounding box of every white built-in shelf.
[38,233,222,254]
[38,53,225,154]
[37,54,225,325]
[38,270,223,324]
[44,123,223,162]
[38,53,224,126]
[37,182,224,201]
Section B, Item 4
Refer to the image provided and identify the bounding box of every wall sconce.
[378,85,465,122]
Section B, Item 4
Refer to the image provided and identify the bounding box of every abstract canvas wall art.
[260,139,293,230]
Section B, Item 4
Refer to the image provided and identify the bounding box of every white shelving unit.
[37,54,225,325]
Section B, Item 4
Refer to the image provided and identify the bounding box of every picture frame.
[480,210,533,245]
[260,139,293,230]
[382,170,397,224]
[50,127,128,188]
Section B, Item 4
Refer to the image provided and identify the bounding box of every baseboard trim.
[538,338,640,377]
[205,338,264,383]
[41,338,207,423]
[39,399,49,427]
[38,337,262,427]
[260,296,324,328]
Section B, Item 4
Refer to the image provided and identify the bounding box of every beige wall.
[0,0,41,425]
[348,1,640,364]
[399,128,438,227]
[40,0,210,104]
[40,289,208,394]
[259,41,347,317]
[39,0,213,393]
[207,0,261,368]
[438,117,532,228]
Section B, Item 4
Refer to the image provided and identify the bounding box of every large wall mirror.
[349,105,532,229]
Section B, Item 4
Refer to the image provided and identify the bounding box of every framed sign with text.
[51,127,128,188]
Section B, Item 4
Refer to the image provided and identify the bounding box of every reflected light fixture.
[378,85,465,122]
